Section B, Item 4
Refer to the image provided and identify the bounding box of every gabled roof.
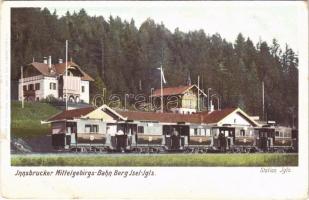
[46,105,259,127]
[30,62,53,76]
[117,110,201,124]
[47,107,95,121]
[151,84,207,97]
[200,108,237,124]
[26,61,94,81]
[54,62,94,81]
[199,108,260,126]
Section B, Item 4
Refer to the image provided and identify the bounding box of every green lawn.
[11,153,298,166]
[11,101,60,138]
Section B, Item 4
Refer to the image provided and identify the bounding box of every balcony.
[23,90,35,96]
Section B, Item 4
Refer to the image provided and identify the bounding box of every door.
[259,131,268,151]
[171,134,180,150]
[116,135,127,151]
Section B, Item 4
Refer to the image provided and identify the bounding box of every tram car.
[255,125,294,152]
[185,124,213,153]
[46,105,297,153]
[211,125,257,153]
[129,122,164,153]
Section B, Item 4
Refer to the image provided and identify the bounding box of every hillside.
[11,101,60,138]
[11,8,298,126]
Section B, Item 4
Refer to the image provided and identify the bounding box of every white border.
[0,1,308,199]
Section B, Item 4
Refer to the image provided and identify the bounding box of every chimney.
[48,56,52,69]
[43,57,48,64]
[58,59,63,64]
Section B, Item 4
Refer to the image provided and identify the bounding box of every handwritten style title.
[14,169,155,178]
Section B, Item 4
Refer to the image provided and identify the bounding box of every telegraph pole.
[197,75,200,112]
[21,66,24,108]
[262,81,265,120]
[65,40,68,111]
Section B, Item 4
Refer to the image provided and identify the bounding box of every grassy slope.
[11,153,298,166]
[11,101,61,138]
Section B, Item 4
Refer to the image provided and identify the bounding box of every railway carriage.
[129,121,164,153]
[211,125,257,152]
[45,105,297,153]
[186,124,213,152]
[255,126,294,152]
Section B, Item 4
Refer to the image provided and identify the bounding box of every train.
[47,105,298,153]
[51,120,298,153]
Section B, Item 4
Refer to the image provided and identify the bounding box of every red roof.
[47,107,247,125]
[48,107,95,121]
[151,85,193,97]
[28,61,94,81]
[118,110,202,123]
[199,108,237,124]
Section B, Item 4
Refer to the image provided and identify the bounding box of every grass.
[11,101,60,138]
[11,153,298,166]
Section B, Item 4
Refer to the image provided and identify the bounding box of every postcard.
[0,1,308,199]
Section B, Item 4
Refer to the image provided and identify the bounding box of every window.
[200,128,206,136]
[194,128,198,136]
[240,130,245,137]
[85,124,99,133]
[82,86,85,93]
[275,131,280,137]
[35,83,40,90]
[249,130,253,136]
[206,129,211,136]
[23,85,27,91]
[85,125,91,133]
[50,83,56,90]
[92,125,98,133]
[137,126,144,133]
[29,84,34,90]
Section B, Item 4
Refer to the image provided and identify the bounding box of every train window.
[279,132,283,137]
[224,130,229,137]
[92,125,99,133]
[275,131,279,137]
[194,128,198,136]
[200,128,206,136]
[190,128,194,136]
[206,129,211,136]
[240,130,245,137]
[283,132,290,138]
[137,126,144,134]
[85,125,91,133]
[85,125,99,133]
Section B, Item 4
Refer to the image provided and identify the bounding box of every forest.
[11,8,298,126]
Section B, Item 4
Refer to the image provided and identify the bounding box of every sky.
[48,1,304,52]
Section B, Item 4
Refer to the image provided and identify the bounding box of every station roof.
[48,107,95,121]
[47,106,259,126]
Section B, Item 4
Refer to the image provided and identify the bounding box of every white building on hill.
[18,56,94,103]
